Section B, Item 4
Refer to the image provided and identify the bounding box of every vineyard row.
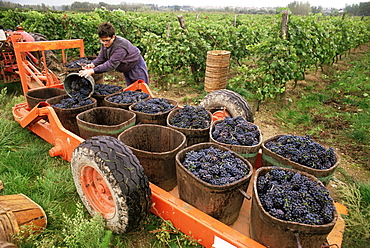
[1,8,369,99]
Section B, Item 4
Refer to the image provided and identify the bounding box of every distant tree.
[311,5,323,14]
[358,2,370,16]
[344,2,370,16]
[345,3,360,15]
[287,1,311,15]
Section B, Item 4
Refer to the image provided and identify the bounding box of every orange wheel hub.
[212,108,231,121]
[80,165,115,219]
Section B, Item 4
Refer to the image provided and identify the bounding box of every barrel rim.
[118,124,187,156]
[76,106,136,128]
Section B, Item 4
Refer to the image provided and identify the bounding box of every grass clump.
[336,180,370,248]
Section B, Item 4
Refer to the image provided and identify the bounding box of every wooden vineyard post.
[166,22,171,40]
[177,15,187,29]
[282,10,289,39]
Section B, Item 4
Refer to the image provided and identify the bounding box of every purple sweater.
[92,36,141,74]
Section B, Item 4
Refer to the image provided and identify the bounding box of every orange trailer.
[11,39,345,248]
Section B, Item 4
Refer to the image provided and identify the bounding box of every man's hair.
[98,22,115,38]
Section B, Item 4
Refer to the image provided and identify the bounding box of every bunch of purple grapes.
[107,91,149,104]
[53,77,93,109]
[257,168,335,225]
[68,77,92,99]
[66,57,92,69]
[131,98,175,114]
[52,97,93,109]
[265,135,336,170]
[212,116,260,146]
[94,84,122,96]
[182,146,250,186]
[169,105,211,129]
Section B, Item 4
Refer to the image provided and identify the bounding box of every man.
[79,22,149,86]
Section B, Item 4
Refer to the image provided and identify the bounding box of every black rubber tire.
[0,242,17,248]
[29,33,62,74]
[71,136,152,234]
[199,89,254,122]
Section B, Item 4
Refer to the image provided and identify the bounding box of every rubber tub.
[175,142,253,225]
[76,107,136,139]
[118,124,186,191]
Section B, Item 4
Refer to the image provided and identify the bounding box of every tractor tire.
[0,242,17,248]
[71,136,152,234]
[199,89,254,122]
[29,33,63,75]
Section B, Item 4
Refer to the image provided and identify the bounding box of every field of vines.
[1,8,369,101]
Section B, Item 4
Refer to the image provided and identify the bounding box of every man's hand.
[79,68,94,78]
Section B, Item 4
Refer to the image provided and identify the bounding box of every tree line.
[1,0,369,16]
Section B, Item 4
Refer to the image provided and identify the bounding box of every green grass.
[336,177,370,248]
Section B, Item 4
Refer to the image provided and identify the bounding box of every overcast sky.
[8,0,360,9]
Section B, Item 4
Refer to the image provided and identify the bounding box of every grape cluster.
[53,77,93,109]
[257,168,335,225]
[265,135,336,170]
[52,97,93,109]
[107,91,150,104]
[66,57,92,69]
[182,146,250,186]
[131,98,175,114]
[94,84,122,96]
[212,116,260,146]
[169,105,211,129]
[67,77,92,99]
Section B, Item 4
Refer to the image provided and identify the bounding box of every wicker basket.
[206,50,231,67]
[204,50,231,93]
